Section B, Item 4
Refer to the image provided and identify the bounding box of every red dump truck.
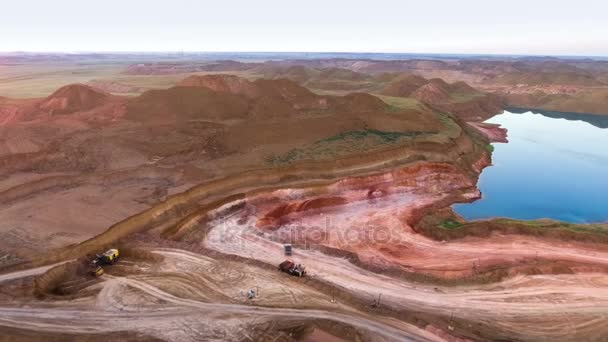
[279,260,306,277]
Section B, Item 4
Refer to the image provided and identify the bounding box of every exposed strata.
[466,122,508,143]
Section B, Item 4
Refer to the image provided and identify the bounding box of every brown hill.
[494,71,604,86]
[126,86,250,123]
[178,74,260,98]
[331,93,389,113]
[39,84,110,114]
[177,74,315,100]
[127,75,390,123]
[255,65,318,84]
[449,81,478,94]
[380,74,428,97]
[318,68,370,82]
[86,80,146,94]
[412,80,452,103]
[253,78,315,99]
[381,75,503,120]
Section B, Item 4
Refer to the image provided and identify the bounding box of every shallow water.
[454,110,608,223]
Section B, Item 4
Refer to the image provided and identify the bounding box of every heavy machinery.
[284,244,293,256]
[279,260,306,277]
[90,266,104,277]
[92,248,120,266]
[89,248,119,277]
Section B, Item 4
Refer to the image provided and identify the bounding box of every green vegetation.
[266,128,428,165]
[375,95,425,111]
[426,215,608,243]
[485,144,495,153]
[438,219,464,229]
[450,92,484,103]
[495,218,608,235]
[436,112,462,139]
[320,129,422,144]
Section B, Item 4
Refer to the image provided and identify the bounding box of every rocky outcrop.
[467,122,508,143]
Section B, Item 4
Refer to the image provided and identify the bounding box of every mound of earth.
[158,75,389,121]
[178,74,260,98]
[87,80,146,94]
[258,65,318,84]
[125,86,250,123]
[380,74,428,97]
[39,84,110,115]
[257,66,375,91]
[411,79,453,103]
[318,68,369,82]
[330,93,389,113]
[381,75,503,120]
[494,71,604,87]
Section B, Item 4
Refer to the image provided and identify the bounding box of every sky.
[2,0,607,56]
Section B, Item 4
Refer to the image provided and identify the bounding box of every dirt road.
[204,210,608,340]
[0,249,445,342]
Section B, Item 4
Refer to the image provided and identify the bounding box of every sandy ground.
[195,166,608,341]
[0,249,447,342]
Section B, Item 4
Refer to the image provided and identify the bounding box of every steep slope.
[411,79,453,103]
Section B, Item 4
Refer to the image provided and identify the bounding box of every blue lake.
[454,110,608,223]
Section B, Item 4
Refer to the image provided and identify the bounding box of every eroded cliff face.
[221,161,486,278]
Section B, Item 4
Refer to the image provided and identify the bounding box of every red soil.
[39,84,110,115]
[467,122,508,143]
[258,196,348,229]
[178,74,260,98]
[381,75,504,120]
[223,159,608,280]
[129,75,389,123]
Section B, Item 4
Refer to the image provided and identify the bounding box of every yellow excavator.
[89,248,120,277]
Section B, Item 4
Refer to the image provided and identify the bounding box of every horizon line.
[1,51,607,59]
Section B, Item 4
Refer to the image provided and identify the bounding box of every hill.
[39,84,110,115]
[381,75,503,120]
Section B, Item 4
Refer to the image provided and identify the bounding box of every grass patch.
[266,128,428,165]
[375,95,424,111]
[423,215,608,243]
[320,129,422,144]
[450,92,484,103]
[438,219,464,229]
[485,144,495,153]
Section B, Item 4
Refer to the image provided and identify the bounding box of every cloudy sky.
[2,0,607,55]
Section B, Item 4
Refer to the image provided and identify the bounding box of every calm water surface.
[454,110,608,223]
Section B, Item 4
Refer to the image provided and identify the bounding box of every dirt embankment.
[0,116,484,273]
[33,260,86,297]
[416,207,608,244]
